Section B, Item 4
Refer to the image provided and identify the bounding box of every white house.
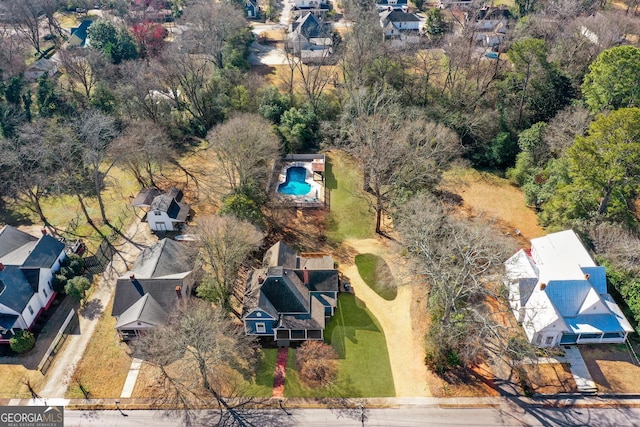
[505,230,634,348]
[379,10,422,42]
[287,13,333,62]
[132,188,190,232]
[293,0,327,9]
[377,0,408,12]
[0,226,66,342]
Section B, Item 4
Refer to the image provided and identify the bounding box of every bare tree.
[132,300,272,427]
[345,114,462,234]
[111,120,175,189]
[181,1,247,69]
[4,0,45,54]
[206,113,281,192]
[398,193,521,372]
[0,121,58,226]
[57,49,104,105]
[188,215,263,315]
[0,26,28,78]
[74,111,121,228]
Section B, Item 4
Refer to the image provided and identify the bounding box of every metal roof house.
[0,226,66,342]
[111,238,195,340]
[505,230,634,348]
[243,242,339,346]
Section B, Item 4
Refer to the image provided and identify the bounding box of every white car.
[174,234,196,242]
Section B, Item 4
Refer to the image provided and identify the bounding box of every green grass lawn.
[5,167,140,253]
[324,151,375,244]
[354,253,397,301]
[284,294,395,397]
[244,348,278,398]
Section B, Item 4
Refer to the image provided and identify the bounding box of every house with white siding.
[505,230,634,347]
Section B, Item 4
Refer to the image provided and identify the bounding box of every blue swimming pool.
[278,166,311,196]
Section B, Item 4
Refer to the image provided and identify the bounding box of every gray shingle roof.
[0,266,36,313]
[291,13,327,38]
[0,226,37,260]
[294,269,338,292]
[115,293,169,329]
[131,188,164,207]
[111,277,184,317]
[131,238,192,278]
[263,241,298,269]
[260,268,310,313]
[22,235,65,269]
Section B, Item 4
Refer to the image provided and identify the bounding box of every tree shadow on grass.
[326,294,381,359]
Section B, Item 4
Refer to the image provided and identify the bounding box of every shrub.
[295,341,338,388]
[65,276,92,302]
[52,274,68,293]
[10,330,35,353]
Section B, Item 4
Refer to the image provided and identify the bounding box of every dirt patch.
[426,364,499,397]
[440,167,545,245]
[524,363,577,395]
[581,344,640,393]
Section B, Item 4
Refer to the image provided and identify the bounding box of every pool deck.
[275,161,325,207]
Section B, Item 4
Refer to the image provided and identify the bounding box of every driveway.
[342,238,431,397]
[38,220,155,398]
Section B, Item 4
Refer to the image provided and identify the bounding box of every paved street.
[63,405,640,427]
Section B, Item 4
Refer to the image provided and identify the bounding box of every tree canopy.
[582,46,640,112]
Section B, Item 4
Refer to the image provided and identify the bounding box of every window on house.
[545,336,554,345]
[43,288,48,298]
[154,211,161,215]
[48,281,53,290]
[28,305,34,315]
[256,323,266,333]
[535,335,542,345]
[291,330,305,340]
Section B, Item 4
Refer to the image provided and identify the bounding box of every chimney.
[303,268,309,285]
[540,283,546,290]
[585,274,591,280]
[41,228,47,235]
[175,285,182,299]
[0,263,4,271]
[129,274,135,280]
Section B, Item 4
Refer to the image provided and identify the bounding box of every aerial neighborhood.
[2,0,640,423]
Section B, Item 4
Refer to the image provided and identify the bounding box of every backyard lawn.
[354,253,397,301]
[324,151,375,244]
[284,293,395,397]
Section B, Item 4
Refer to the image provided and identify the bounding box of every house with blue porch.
[243,241,339,346]
[505,230,634,348]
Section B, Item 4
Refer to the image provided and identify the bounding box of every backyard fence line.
[38,308,76,374]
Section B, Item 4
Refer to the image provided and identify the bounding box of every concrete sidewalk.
[120,358,143,398]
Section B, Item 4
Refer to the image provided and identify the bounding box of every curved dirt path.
[342,238,431,397]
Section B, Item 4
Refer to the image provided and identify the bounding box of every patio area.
[272,154,326,208]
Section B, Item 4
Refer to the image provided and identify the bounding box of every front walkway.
[272,347,289,398]
[120,358,143,398]
[523,345,597,394]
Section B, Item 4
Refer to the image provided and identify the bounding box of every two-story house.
[243,242,339,346]
[0,226,66,342]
